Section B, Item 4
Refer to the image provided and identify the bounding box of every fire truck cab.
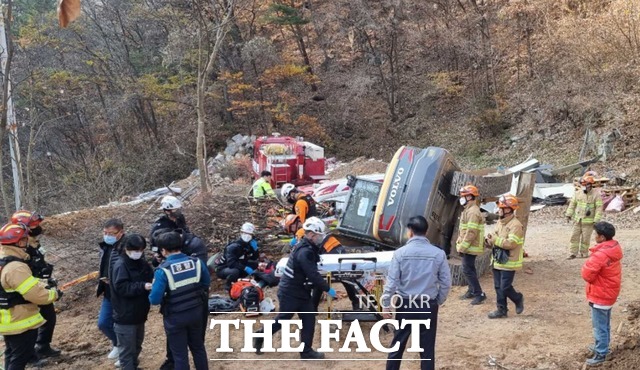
[252,133,327,188]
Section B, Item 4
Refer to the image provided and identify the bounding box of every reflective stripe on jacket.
[491,215,525,271]
[252,178,275,198]
[159,257,204,315]
[0,245,58,336]
[565,188,603,224]
[456,203,485,255]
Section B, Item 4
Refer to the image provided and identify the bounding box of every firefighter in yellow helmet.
[485,195,525,319]
[565,174,603,259]
[0,223,60,369]
[456,185,486,305]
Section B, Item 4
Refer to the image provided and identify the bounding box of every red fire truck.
[252,133,327,188]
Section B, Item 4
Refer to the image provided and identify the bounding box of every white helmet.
[302,217,326,234]
[281,183,296,198]
[159,195,182,210]
[240,222,255,235]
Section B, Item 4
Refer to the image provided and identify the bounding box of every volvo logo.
[386,167,404,207]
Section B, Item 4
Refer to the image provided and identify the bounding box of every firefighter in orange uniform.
[0,223,59,370]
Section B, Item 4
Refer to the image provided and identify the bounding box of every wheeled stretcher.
[275,251,394,326]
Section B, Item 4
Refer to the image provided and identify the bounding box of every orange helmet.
[497,194,519,210]
[0,223,29,245]
[11,211,44,228]
[580,175,595,185]
[460,184,479,197]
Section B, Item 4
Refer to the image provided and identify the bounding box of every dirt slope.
[7,207,636,370]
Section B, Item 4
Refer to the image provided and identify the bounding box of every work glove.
[55,289,63,301]
[250,240,259,251]
[244,266,255,275]
[327,288,337,299]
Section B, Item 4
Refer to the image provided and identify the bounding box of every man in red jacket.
[581,222,622,366]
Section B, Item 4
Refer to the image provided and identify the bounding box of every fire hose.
[58,271,99,291]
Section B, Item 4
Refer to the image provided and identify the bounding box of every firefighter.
[456,185,486,305]
[0,223,60,370]
[565,174,603,259]
[485,194,525,319]
[215,223,260,292]
[254,217,336,359]
[252,170,276,198]
[149,231,210,370]
[10,211,61,360]
[281,183,317,223]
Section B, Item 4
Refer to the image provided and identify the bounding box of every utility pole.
[0,8,23,210]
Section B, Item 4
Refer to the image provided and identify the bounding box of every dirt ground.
[3,206,640,370]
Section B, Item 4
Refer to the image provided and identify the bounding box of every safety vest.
[160,257,204,315]
[456,203,485,255]
[491,215,525,271]
[565,188,603,224]
[252,178,275,198]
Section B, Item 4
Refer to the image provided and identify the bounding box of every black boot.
[254,337,264,355]
[459,290,474,300]
[36,344,61,358]
[515,295,524,314]
[488,307,508,319]
[300,349,325,359]
[470,293,486,305]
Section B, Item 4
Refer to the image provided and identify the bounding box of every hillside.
[3,0,640,214]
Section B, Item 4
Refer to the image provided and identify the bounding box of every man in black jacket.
[97,218,126,361]
[215,223,260,292]
[110,234,153,370]
[151,228,208,268]
[254,217,336,359]
[150,196,189,249]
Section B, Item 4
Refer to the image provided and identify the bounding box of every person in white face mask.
[109,234,153,370]
[456,184,487,305]
[215,223,261,292]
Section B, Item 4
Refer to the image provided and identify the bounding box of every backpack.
[240,286,262,315]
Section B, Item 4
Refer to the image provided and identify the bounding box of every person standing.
[97,218,126,360]
[456,185,486,305]
[485,195,525,319]
[10,211,61,359]
[149,232,210,370]
[0,223,59,370]
[110,234,153,370]
[382,216,451,370]
[566,174,604,259]
[581,222,622,366]
[254,217,336,359]
[252,171,276,198]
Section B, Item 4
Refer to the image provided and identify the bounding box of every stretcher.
[275,251,394,327]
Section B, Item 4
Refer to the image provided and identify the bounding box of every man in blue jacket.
[149,232,210,370]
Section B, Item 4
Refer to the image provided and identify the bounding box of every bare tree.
[196,0,236,194]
